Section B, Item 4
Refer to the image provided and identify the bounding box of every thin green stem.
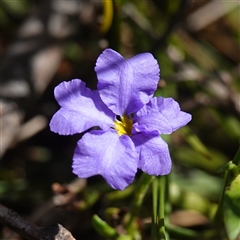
[126,173,154,233]
[164,175,170,240]
[159,176,167,240]
[152,177,159,240]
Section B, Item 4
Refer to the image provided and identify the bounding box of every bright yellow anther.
[114,115,133,136]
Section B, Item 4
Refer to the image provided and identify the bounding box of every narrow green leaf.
[180,126,211,159]
[92,214,119,239]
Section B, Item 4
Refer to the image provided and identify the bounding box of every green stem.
[164,175,170,240]
[152,177,159,240]
[126,173,154,232]
[159,176,167,240]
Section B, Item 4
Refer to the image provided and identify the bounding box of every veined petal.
[133,111,172,134]
[134,97,191,134]
[72,130,138,190]
[132,131,172,175]
[50,79,115,135]
[95,48,160,115]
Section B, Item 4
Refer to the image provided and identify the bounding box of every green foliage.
[223,150,240,240]
[224,175,240,240]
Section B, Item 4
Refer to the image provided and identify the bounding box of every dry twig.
[0,203,76,240]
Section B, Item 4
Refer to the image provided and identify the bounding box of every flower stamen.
[114,115,133,136]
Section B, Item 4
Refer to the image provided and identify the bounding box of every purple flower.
[50,48,191,190]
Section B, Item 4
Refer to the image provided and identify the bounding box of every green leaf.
[180,126,211,159]
[92,214,119,239]
[92,214,132,240]
[174,146,227,172]
[224,174,240,240]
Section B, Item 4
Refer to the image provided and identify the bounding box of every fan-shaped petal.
[132,131,172,175]
[95,49,160,115]
[134,97,191,134]
[50,79,115,135]
[72,130,138,190]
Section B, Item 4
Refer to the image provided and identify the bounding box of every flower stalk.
[159,176,167,240]
[152,177,159,240]
[126,173,154,234]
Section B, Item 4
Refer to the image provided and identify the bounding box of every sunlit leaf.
[224,174,240,240]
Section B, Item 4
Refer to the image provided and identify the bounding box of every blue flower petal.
[132,131,172,175]
[50,79,115,135]
[95,49,160,115]
[72,130,138,190]
[134,97,192,134]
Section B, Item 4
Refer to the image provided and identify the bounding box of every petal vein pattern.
[72,130,138,190]
[132,131,172,175]
[49,79,115,135]
[134,97,192,134]
[95,49,160,115]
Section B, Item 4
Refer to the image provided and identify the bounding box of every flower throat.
[114,115,133,136]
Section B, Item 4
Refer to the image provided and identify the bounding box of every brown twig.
[0,203,76,240]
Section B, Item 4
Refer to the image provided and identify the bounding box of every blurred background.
[0,0,239,239]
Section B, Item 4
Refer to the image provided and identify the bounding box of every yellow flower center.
[114,115,133,136]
